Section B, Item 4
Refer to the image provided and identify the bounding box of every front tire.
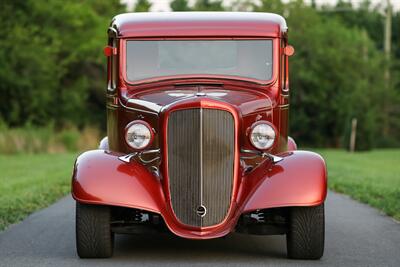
[76,202,114,258]
[286,204,325,259]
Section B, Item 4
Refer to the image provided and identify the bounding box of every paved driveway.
[0,192,399,267]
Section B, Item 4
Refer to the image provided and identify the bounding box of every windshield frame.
[121,37,278,86]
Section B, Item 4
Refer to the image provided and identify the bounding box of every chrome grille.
[167,108,235,227]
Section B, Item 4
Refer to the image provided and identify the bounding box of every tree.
[323,0,400,147]
[134,0,152,12]
[193,0,224,11]
[171,0,191,11]
[247,0,386,149]
[252,0,285,13]
[0,0,126,128]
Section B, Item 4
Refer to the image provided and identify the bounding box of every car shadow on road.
[113,232,287,263]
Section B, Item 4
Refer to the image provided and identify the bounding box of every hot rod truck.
[72,12,327,259]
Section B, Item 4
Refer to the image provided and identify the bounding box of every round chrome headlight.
[250,122,276,150]
[125,121,153,150]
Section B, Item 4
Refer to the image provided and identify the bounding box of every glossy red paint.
[72,150,326,239]
[242,151,327,212]
[160,98,241,233]
[120,84,282,148]
[115,35,283,154]
[287,136,298,150]
[112,12,287,38]
[72,12,327,240]
[72,150,164,213]
[123,85,275,116]
[103,46,113,57]
[118,37,281,87]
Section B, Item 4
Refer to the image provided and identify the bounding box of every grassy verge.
[0,149,399,231]
[0,153,76,230]
[317,149,400,221]
[0,124,100,154]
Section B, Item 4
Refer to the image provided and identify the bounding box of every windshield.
[126,40,273,83]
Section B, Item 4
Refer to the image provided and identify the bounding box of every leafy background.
[0,0,399,230]
[0,0,399,151]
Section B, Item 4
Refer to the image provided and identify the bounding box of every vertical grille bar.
[167,108,234,227]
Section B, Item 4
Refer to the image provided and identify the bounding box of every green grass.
[0,149,399,231]
[0,153,77,230]
[317,149,400,221]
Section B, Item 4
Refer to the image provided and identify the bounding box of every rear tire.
[286,204,324,260]
[76,202,114,258]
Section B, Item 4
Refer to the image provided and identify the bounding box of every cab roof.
[111,12,288,38]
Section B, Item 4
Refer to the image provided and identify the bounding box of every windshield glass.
[126,40,273,82]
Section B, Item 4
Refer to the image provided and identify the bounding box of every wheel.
[76,202,114,258]
[286,204,324,259]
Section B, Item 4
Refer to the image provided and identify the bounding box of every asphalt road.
[0,192,399,267]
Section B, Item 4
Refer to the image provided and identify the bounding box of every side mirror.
[283,45,295,57]
[104,46,116,57]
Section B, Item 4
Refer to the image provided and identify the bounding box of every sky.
[122,0,400,12]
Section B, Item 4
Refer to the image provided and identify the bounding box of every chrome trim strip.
[141,149,161,155]
[241,149,262,155]
[127,99,162,113]
[119,99,159,115]
[199,107,203,225]
[240,149,283,163]
[278,104,289,108]
[106,104,119,109]
[138,149,161,164]
[118,149,161,164]
[118,153,137,163]
[266,154,284,163]
[138,155,160,164]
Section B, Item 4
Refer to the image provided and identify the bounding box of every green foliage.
[318,149,400,221]
[1,149,399,230]
[0,153,77,230]
[253,0,285,13]
[289,3,384,149]
[193,0,224,11]
[237,0,399,149]
[171,0,191,11]
[134,0,152,12]
[324,0,400,148]
[0,0,125,128]
[325,0,384,50]
[170,0,224,11]
[57,129,80,152]
[1,0,399,150]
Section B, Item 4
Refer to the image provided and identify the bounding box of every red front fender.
[71,150,235,239]
[287,136,297,150]
[72,149,326,239]
[242,150,327,212]
[72,150,165,213]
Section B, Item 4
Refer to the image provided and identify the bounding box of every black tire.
[76,202,114,258]
[286,204,325,260]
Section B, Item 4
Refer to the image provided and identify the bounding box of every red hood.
[121,85,274,116]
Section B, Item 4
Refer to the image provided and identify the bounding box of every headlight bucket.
[249,121,276,150]
[125,120,154,150]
